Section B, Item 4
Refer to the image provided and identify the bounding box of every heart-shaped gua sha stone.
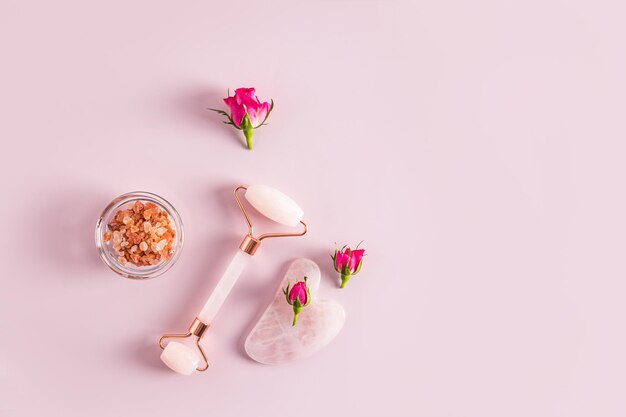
[245,258,345,364]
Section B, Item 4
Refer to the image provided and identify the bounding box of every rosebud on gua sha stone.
[283,277,311,326]
[245,259,345,365]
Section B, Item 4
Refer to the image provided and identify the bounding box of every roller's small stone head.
[160,341,199,375]
[244,185,304,227]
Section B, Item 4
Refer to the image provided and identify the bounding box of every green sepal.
[354,258,363,275]
[340,273,351,289]
[330,253,341,273]
[303,276,311,307]
[240,112,251,130]
[255,99,275,129]
[283,281,292,305]
[208,108,229,116]
[208,108,241,130]
[292,301,302,326]
[240,113,254,149]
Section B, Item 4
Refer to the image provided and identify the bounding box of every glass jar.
[95,191,184,279]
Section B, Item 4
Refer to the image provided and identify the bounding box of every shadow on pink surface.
[310,248,341,289]
[131,185,246,371]
[171,86,248,150]
[32,188,110,277]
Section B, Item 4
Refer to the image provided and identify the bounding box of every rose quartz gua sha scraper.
[245,258,346,364]
[158,185,307,375]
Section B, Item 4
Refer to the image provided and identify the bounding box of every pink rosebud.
[334,249,350,271]
[331,244,366,288]
[288,281,308,305]
[210,87,274,150]
[348,249,365,272]
[283,277,311,326]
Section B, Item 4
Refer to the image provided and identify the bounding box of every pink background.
[1,0,625,416]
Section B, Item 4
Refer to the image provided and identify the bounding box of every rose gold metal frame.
[157,185,308,372]
[158,317,210,371]
[234,186,307,254]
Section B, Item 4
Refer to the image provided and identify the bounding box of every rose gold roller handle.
[157,185,307,375]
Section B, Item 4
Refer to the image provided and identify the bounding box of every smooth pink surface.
[1,1,625,416]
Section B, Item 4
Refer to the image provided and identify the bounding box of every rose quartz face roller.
[158,185,307,375]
